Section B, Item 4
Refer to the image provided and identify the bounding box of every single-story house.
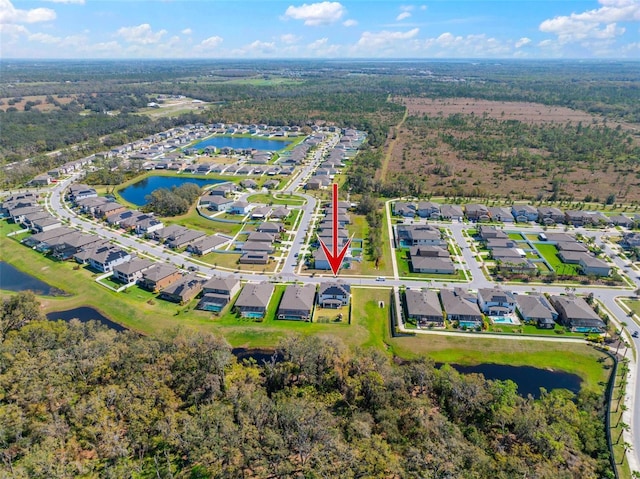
[549,295,605,332]
[229,201,250,215]
[516,294,558,329]
[440,204,464,221]
[277,284,316,321]
[204,196,234,212]
[405,289,444,327]
[440,288,483,325]
[239,252,269,264]
[188,235,230,255]
[234,282,274,318]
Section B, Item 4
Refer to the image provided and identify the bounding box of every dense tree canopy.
[0,316,611,478]
[142,183,202,217]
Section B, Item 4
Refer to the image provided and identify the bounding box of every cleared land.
[385,97,640,202]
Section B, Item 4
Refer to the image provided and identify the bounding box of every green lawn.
[508,232,524,240]
[395,249,466,281]
[247,193,306,206]
[534,243,581,276]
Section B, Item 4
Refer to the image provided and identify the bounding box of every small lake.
[192,136,292,152]
[46,307,127,332]
[0,261,67,296]
[450,363,582,399]
[119,176,225,206]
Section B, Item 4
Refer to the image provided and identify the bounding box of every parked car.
[633,331,639,338]
[376,276,386,282]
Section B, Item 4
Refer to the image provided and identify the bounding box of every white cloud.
[284,2,345,26]
[42,0,85,4]
[343,18,357,27]
[280,33,300,44]
[515,37,531,48]
[355,28,419,50]
[199,35,223,49]
[420,5,427,11]
[396,12,411,21]
[308,37,328,49]
[181,28,192,35]
[539,0,639,43]
[116,24,167,45]
[0,0,56,24]
[29,32,60,43]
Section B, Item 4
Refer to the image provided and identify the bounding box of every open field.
[388,333,609,393]
[399,97,638,129]
[0,94,76,112]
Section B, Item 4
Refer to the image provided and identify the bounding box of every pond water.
[119,176,225,206]
[192,136,292,151]
[0,261,67,296]
[450,363,582,399]
[46,307,127,332]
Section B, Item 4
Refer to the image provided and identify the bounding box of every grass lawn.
[387,333,610,393]
[535,243,581,276]
[171,208,243,236]
[247,193,306,206]
[508,232,524,240]
[622,299,640,320]
[395,249,466,281]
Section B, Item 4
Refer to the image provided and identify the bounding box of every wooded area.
[0,311,612,478]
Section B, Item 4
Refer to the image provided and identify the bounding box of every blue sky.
[1,0,639,59]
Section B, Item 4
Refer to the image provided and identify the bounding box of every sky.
[1,0,639,59]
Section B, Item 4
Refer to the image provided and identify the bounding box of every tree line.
[0,299,611,478]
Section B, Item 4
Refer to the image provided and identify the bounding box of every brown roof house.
[160,274,205,304]
[140,263,182,292]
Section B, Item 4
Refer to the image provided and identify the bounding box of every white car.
[376,276,386,282]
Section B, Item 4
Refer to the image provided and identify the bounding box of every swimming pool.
[491,316,521,325]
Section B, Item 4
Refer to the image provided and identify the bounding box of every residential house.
[609,215,634,228]
[512,204,539,222]
[464,204,490,222]
[439,204,464,221]
[87,247,132,273]
[478,225,508,241]
[579,255,611,277]
[95,202,127,220]
[188,235,230,255]
[394,201,416,218]
[277,284,316,321]
[113,258,154,284]
[250,206,271,220]
[487,206,514,223]
[409,246,456,274]
[140,264,182,292]
[160,274,205,304]
[207,182,238,197]
[152,224,189,243]
[270,207,291,219]
[204,196,234,212]
[67,184,98,202]
[31,174,52,186]
[549,295,605,332]
[52,232,103,259]
[537,206,565,225]
[439,288,483,325]
[229,201,250,215]
[396,224,445,246]
[257,222,284,235]
[239,252,269,264]
[22,226,74,248]
[417,201,441,219]
[405,289,445,327]
[516,294,558,329]
[318,282,351,308]
[240,179,258,189]
[166,229,206,250]
[234,282,274,318]
[31,216,62,233]
[477,287,517,316]
[621,232,640,249]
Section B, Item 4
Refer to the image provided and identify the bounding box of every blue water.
[0,261,67,296]
[119,176,225,206]
[192,136,291,152]
[46,307,126,332]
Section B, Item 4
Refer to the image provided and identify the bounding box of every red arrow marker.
[319,183,351,276]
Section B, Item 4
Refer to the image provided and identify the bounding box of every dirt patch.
[0,94,75,112]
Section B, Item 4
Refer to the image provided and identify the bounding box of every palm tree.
[620,441,633,465]
[617,404,628,423]
[617,422,630,443]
